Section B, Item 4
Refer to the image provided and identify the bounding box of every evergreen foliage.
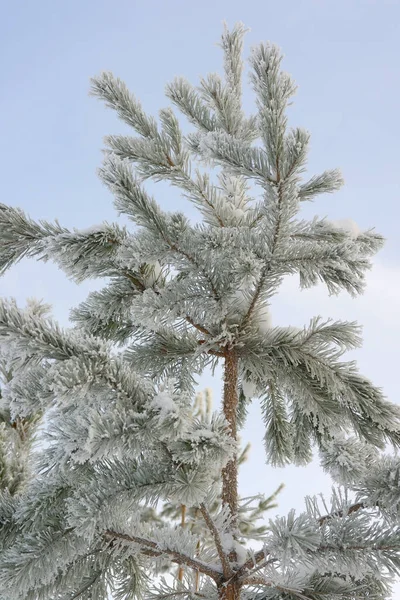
[0,22,399,600]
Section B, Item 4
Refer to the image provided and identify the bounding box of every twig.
[318,502,367,526]
[69,571,102,600]
[197,339,225,357]
[238,176,283,333]
[199,504,233,579]
[180,169,226,228]
[318,542,400,552]
[238,558,278,584]
[235,547,267,579]
[185,315,212,337]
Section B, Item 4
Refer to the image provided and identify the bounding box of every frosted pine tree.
[1,23,400,600]
[0,299,46,496]
[0,360,37,496]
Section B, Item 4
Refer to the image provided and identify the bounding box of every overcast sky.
[1,0,400,595]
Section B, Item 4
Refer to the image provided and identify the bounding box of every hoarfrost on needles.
[329,218,361,239]
[0,21,397,600]
[150,388,177,421]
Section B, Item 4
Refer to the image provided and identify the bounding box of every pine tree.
[0,299,45,496]
[0,22,400,600]
[0,361,37,496]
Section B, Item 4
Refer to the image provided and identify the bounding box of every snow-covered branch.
[104,530,222,580]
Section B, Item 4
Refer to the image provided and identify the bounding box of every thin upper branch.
[178,167,226,228]
[238,178,283,332]
[163,149,225,227]
[185,315,212,337]
[156,153,223,296]
[199,503,233,579]
[168,239,220,301]
[124,267,214,338]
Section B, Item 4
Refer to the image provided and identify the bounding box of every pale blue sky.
[1,0,399,308]
[1,0,400,593]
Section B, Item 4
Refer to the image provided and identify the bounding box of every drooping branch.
[104,530,222,581]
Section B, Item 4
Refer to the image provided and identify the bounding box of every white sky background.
[1,0,400,596]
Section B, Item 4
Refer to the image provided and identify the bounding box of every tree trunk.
[220,350,240,600]
[218,583,241,600]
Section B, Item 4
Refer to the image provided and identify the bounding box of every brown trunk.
[220,350,240,600]
[218,583,241,600]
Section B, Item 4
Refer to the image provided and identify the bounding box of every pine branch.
[151,592,206,600]
[102,155,222,299]
[199,504,233,578]
[0,203,67,274]
[104,530,222,581]
[235,548,271,580]
[69,570,103,600]
[237,558,277,585]
[90,72,158,138]
[298,169,344,201]
[166,77,218,132]
[120,270,214,340]
[317,502,367,526]
[238,181,284,332]
[318,542,400,553]
[184,316,212,337]
[261,378,293,467]
[219,22,247,102]
[198,131,275,185]
[179,169,226,228]
[241,577,312,600]
[105,133,228,230]
[0,203,129,282]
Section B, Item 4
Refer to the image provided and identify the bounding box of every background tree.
[0,299,46,495]
[0,22,400,600]
[0,364,38,496]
